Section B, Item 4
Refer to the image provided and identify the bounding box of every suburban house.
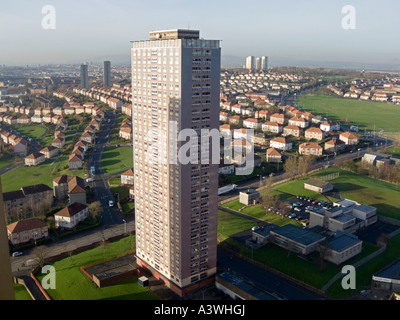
[75,140,89,152]
[320,121,341,132]
[12,138,28,156]
[283,125,303,138]
[270,113,285,125]
[25,152,46,166]
[288,116,309,128]
[339,132,359,145]
[54,202,89,230]
[219,112,230,122]
[324,139,346,153]
[219,124,233,137]
[305,127,325,141]
[254,109,270,120]
[304,178,334,194]
[262,121,283,134]
[51,137,65,149]
[68,154,83,170]
[40,146,59,159]
[80,132,94,144]
[266,147,282,163]
[68,176,87,204]
[269,137,292,151]
[228,115,242,126]
[7,218,49,246]
[243,118,262,130]
[233,128,248,140]
[119,127,132,140]
[298,142,323,156]
[121,168,134,186]
[71,146,85,159]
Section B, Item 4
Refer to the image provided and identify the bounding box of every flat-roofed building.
[321,232,363,265]
[270,224,326,255]
[304,178,334,194]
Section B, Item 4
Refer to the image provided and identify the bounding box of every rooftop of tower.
[149,29,200,40]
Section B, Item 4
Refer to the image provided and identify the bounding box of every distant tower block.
[103,61,111,87]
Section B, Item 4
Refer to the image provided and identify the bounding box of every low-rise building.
[40,146,59,159]
[68,154,83,170]
[266,147,282,163]
[270,224,326,255]
[262,121,283,134]
[25,152,46,166]
[270,137,292,151]
[239,189,260,205]
[339,132,358,145]
[305,127,325,141]
[121,168,134,186]
[283,125,302,137]
[304,178,334,194]
[324,139,346,153]
[7,218,49,246]
[54,202,89,230]
[298,142,323,156]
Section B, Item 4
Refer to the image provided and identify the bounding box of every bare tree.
[32,245,47,269]
[88,201,103,221]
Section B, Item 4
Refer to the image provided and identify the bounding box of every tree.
[88,201,103,221]
[283,156,299,180]
[32,245,47,269]
[298,155,315,176]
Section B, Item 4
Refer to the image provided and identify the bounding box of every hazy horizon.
[1,0,399,71]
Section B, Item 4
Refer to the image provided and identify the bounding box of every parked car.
[12,252,23,257]
[288,213,297,219]
[312,200,319,205]
[294,207,302,212]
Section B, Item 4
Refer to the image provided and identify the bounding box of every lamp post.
[123,219,126,234]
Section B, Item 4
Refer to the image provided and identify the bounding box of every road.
[86,110,125,226]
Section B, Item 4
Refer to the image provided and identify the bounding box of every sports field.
[297,93,400,132]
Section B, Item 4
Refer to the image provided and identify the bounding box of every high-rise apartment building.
[245,55,255,71]
[103,61,111,87]
[261,56,268,72]
[131,29,220,295]
[0,180,15,300]
[80,64,89,89]
[246,55,268,72]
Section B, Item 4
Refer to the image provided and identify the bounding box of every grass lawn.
[272,168,400,220]
[0,155,16,170]
[12,124,47,140]
[14,284,32,300]
[217,209,255,242]
[297,93,400,132]
[101,146,133,175]
[1,155,87,192]
[35,235,158,300]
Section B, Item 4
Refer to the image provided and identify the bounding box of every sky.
[1,0,400,69]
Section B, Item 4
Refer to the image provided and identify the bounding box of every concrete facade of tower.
[131,29,221,296]
[103,61,111,87]
[0,180,15,300]
[80,64,89,89]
